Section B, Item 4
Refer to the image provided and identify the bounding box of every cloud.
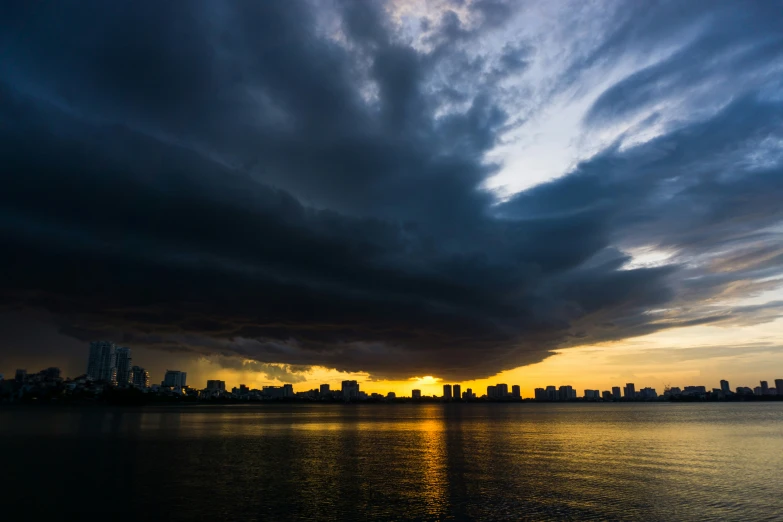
[0,0,782,381]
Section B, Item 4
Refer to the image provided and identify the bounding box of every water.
[1,403,782,521]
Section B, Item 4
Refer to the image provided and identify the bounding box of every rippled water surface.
[2,403,782,521]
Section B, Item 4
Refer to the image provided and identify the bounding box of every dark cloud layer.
[1,0,782,380]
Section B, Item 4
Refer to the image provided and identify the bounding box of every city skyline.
[4,341,782,402]
[4,337,783,399]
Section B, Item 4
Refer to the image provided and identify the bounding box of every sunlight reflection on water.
[2,402,782,521]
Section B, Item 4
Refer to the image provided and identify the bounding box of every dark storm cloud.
[1,0,782,380]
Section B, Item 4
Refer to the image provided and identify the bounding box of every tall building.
[443,384,453,400]
[262,385,287,398]
[624,383,636,399]
[602,390,612,400]
[720,380,731,394]
[639,387,657,399]
[283,384,294,398]
[412,389,422,399]
[534,388,546,400]
[464,388,473,399]
[487,385,496,398]
[776,379,783,395]
[15,369,27,383]
[495,383,509,397]
[545,385,557,401]
[207,380,226,392]
[341,380,359,400]
[558,385,573,400]
[87,341,117,382]
[40,367,61,380]
[760,381,770,395]
[320,384,330,396]
[683,386,706,395]
[511,385,521,399]
[115,347,132,385]
[453,384,461,400]
[130,366,150,388]
[612,386,621,399]
[162,370,187,387]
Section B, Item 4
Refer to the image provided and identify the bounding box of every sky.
[1,0,782,397]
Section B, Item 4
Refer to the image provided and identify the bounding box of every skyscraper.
[412,389,421,399]
[453,384,461,400]
[443,384,452,400]
[206,380,226,392]
[320,384,330,396]
[487,385,496,398]
[624,383,636,399]
[495,383,509,397]
[162,370,187,387]
[720,380,730,394]
[558,385,573,400]
[776,379,783,395]
[612,386,621,399]
[87,341,116,382]
[341,380,359,400]
[131,366,150,388]
[115,347,132,385]
[511,385,521,399]
[760,381,770,395]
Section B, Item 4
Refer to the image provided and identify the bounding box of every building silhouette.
[87,341,117,382]
[115,347,132,385]
[760,381,770,395]
[612,386,621,399]
[495,383,509,397]
[130,366,150,388]
[412,389,421,399]
[162,370,187,387]
[262,384,294,398]
[443,384,452,400]
[776,379,783,395]
[320,384,330,396]
[624,383,636,399]
[512,385,521,399]
[639,387,657,399]
[453,384,461,400]
[342,380,359,400]
[720,380,731,394]
[207,380,226,392]
[558,385,574,400]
